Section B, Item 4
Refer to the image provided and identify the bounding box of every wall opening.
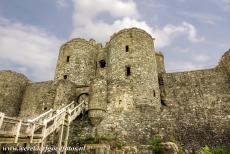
[63,75,67,79]
[66,56,70,62]
[43,107,47,110]
[153,90,156,97]
[125,45,129,52]
[158,76,164,85]
[126,66,131,76]
[99,60,106,68]
[161,100,167,106]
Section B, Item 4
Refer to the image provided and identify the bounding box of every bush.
[212,146,230,154]
[202,145,212,154]
[149,135,164,154]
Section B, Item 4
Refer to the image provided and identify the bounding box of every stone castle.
[0,28,229,150]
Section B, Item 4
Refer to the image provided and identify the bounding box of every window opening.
[126,66,131,76]
[161,100,167,106]
[66,56,70,62]
[99,60,106,68]
[125,45,129,52]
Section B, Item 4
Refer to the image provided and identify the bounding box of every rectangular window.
[66,56,70,62]
[126,66,131,76]
[63,75,67,79]
[125,45,129,52]
[99,60,106,68]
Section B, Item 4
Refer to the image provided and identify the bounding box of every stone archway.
[76,93,89,110]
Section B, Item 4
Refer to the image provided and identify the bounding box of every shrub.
[149,135,164,154]
[202,145,212,154]
[212,146,230,154]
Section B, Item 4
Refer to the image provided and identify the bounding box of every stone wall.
[88,78,107,125]
[53,80,77,109]
[69,28,163,146]
[0,70,29,117]
[0,28,229,151]
[54,38,98,86]
[107,28,160,109]
[67,30,230,150]
[19,81,56,119]
[160,68,230,149]
[217,49,230,75]
[155,52,165,74]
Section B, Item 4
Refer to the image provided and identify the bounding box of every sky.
[0,0,229,81]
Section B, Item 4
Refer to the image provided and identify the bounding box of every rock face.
[0,28,229,149]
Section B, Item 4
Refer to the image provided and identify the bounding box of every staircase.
[0,101,87,154]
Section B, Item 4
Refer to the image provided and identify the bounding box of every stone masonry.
[0,28,229,150]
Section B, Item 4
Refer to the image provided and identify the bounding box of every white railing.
[0,101,87,154]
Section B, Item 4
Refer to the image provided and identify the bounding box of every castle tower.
[54,39,98,86]
[155,52,166,74]
[88,78,107,125]
[107,28,161,111]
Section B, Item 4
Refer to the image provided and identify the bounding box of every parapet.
[0,70,29,80]
[60,38,99,51]
[109,27,154,44]
[155,51,164,57]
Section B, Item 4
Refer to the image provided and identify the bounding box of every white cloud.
[223,0,230,5]
[57,0,68,8]
[193,54,210,62]
[74,0,139,19]
[222,0,230,10]
[167,61,207,72]
[153,22,204,48]
[71,0,204,49]
[71,17,152,43]
[0,17,62,81]
[181,12,223,25]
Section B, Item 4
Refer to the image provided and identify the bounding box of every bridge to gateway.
[0,101,88,154]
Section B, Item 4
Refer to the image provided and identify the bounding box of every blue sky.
[0,0,229,81]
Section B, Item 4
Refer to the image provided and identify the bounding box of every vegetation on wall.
[149,134,164,154]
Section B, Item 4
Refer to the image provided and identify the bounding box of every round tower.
[88,78,107,125]
[54,38,98,86]
[107,28,160,110]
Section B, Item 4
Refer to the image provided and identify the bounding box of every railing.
[0,101,87,154]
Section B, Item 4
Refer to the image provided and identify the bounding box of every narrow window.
[125,45,129,52]
[153,90,156,97]
[63,75,67,79]
[126,66,131,76]
[66,56,70,62]
[99,60,106,68]
[161,100,167,106]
